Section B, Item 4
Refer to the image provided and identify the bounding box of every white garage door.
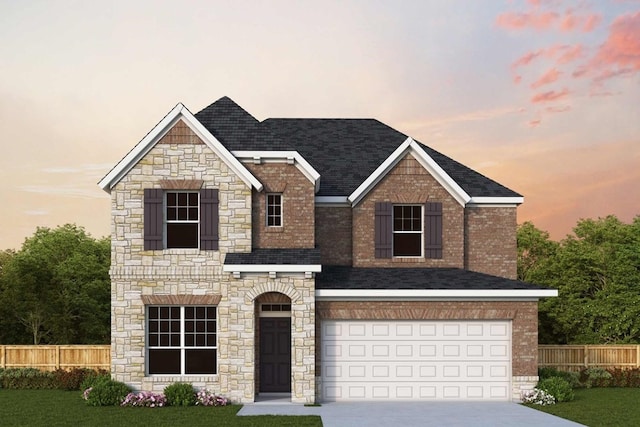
[321,320,511,401]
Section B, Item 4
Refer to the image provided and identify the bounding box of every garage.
[321,320,511,401]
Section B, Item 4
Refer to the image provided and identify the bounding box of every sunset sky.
[1,0,638,250]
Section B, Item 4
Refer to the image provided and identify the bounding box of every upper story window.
[266,194,283,227]
[166,192,199,249]
[144,188,219,251]
[147,305,217,375]
[393,205,423,257]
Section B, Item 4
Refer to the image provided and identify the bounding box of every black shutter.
[374,202,392,259]
[200,189,219,250]
[144,189,164,250]
[425,202,443,259]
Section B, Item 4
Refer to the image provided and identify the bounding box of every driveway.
[238,401,584,427]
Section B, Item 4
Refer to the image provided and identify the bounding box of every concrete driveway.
[238,401,584,427]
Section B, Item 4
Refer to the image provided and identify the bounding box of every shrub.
[83,376,131,406]
[538,366,581,388]
[580,367,613,388]
[521,388,556,406]
[195,389,229,406]
[121,391,167,408]
[164,382,196,406]
[79,370,110,392]
[537,377,575,402]
[608,368,640,388]
[0,368,56,389]
[53,368,97,391]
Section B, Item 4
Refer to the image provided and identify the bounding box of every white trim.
[223,264,322,273]
[315,289,558,299]
[315,196,350,207]
[468,197,524,205]
[348,138,472,207]
[232,150,321,193]
[98,103,263,193]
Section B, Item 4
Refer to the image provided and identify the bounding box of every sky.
[1,0,638,250]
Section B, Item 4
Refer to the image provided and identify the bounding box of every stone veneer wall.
[464,206,518,279]
[352,154,465,268]
[244,162,315,249]
[315,300,538,401]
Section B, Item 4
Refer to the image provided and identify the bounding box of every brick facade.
[244,163,315,249]
[352,154,465,268]
[465,206,518,279]
[315,206,352,265]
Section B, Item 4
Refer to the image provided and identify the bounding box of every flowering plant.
[521,388,556,406]
[121,391,167,408]
[195,389,229,406]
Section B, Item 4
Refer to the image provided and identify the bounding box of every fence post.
[1,345,4,369]
[637,345,640,368]
[584,345,589,369]
[56,345,60,370]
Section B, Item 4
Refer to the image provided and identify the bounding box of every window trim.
[146,305,217,376]
[266,193,283,228]
[392,204,424,258]
[164,191,200,249]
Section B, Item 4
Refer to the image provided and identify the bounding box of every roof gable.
[98,103,263,193]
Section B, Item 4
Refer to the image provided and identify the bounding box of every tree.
[0,224,110,344]
[528,215,640,344]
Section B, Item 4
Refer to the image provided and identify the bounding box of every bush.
[538,367,581,389]
[79,370,110,392]
[53,368,97,391]
[196,389,229,406]
[83,376,131,406]
[164,382,196,407]
[0,368,56,389]
[580,367,613,388]
[521,388,556,406]
[537,377,575,402]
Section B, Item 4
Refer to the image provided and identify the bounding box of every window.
[166,192,199,248]
[147,306,217,375]
[392,205,423,257]
[266,194,282,227]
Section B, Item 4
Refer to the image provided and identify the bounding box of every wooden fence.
[0,345,110,371]
[539,345,640,372]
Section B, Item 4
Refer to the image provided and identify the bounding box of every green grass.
[0,389,322,427]
[526,388,640,427]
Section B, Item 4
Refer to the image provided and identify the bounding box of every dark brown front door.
[259,317,291,392]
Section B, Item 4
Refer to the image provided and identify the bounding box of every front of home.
[99,97,556,404]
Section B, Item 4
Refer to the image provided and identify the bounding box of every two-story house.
[99,96,556,404]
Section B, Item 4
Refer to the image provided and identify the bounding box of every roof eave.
[98,103,263,194]
[316,288,558,300]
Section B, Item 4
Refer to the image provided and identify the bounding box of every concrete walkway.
[238,401,584,427]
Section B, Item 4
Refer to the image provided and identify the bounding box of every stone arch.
[245,281,302,303]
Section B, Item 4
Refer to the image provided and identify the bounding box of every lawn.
[526,388,640,427]
[0,389,322,427]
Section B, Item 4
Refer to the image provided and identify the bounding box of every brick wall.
[315,206,352,265]
[465,206,518,279]
[352,154,465,268]
[315,300,538,378]
[244,163,315,249]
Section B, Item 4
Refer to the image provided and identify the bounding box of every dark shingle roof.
[224,248,321,265]
[316,266,546,290]
[195,97,521,198]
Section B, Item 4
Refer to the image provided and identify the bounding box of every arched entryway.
[255,292,292,394]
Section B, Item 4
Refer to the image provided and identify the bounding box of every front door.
[259,317,291,392]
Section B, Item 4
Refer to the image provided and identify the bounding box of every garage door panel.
[322,320,511,401]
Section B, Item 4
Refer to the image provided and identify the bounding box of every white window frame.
[392,204,424,258]
[164,191,200,249]
[146,305,217,376]
[266,193,283,227]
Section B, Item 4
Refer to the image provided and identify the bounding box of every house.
[98,96,556,404]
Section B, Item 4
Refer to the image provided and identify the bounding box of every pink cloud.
[546,105,571,113]
[529,118,542,127]
[561,11,580,31]
[583,14,602,32]
[496,11,559,30]
[531,68,563,88]
[512,50,544,69]
[531,88,570,103]
[556,44,584,63]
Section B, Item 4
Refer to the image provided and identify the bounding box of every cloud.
[583,14,602,32]
[593,12,640,75]
[545,105,571,113]
[531,88,570,103]
[531,68,562,88]
[496,11,559,30]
